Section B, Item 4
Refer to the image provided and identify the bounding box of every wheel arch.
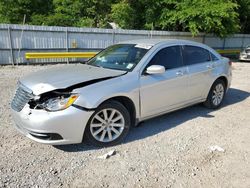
[206,75,228,99]
[98,96,137,126]
[215,76,228,89]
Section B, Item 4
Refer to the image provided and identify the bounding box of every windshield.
[87,44,150,71]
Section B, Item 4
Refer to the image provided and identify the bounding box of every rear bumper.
[11,104,94,145]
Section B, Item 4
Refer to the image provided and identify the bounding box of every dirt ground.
[0,63,249,188]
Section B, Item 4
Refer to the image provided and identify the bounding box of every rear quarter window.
[210,52,219,61]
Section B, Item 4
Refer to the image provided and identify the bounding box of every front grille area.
[11,85,33,112]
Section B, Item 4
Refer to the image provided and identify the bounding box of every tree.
[237,0,250,34]
[159,0,240,37]
[44,0,114,27]
[85,0,115,28]
[111,1,135,29]
[111,0,241,37]
[0,0,53,24]
[0,0,248,37]
[45,0,83,26]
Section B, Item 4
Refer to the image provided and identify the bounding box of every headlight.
[43,94,79,112]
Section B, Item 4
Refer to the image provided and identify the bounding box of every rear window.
[183,45,211,65]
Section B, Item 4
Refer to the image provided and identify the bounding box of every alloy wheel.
[90,108,125,143]
[212,83,224,106]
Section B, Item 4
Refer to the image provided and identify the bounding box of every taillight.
[228,61,232,66]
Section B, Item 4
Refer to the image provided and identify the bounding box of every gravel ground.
[0,63,249,188]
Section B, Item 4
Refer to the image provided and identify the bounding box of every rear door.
[182,45,214,101]
[140,45,189,118]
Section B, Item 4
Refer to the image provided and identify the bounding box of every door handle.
[176,71,184,76]
[206,64,214,69]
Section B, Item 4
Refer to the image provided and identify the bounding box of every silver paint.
[11,39,232,145]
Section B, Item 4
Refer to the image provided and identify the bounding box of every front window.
[147,46,183,69]
[87,44,150,71]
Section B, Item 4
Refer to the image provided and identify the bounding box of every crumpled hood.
[20,64,126,95]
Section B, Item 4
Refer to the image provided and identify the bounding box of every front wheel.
[203,79,226,109]
[84,100,131,147]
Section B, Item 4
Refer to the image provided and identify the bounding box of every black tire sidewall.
[84,100,131,147]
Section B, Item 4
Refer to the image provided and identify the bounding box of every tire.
[203,79,226,109]
[84,100,131,147]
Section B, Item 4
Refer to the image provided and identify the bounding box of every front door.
[140,45,189,118]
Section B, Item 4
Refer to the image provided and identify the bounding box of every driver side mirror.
[146,65,165,75]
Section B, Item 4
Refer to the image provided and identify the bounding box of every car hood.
[20,64,126,95]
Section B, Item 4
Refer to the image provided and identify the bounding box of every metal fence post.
[112,29,115,44]
[202,34,206,44]
[241,35,245,50]
[7,26,15,66]
[17,14,26,65]
[66,28,69,64]
[222,38,226,50]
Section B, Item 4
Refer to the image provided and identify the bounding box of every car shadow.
[54,88,249,152]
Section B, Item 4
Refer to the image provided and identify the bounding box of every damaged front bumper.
[11,104,94,145]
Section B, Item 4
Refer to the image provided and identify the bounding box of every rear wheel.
[204,79,226,109]
[84,100,131,147]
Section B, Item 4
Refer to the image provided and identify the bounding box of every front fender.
[73,73,140,116]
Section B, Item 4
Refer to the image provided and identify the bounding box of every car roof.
[119,39,205,47]
[118,38,221,59]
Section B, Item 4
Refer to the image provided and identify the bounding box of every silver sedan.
[11,39,232,147]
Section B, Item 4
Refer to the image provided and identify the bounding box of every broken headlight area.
[28,91,79,112]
